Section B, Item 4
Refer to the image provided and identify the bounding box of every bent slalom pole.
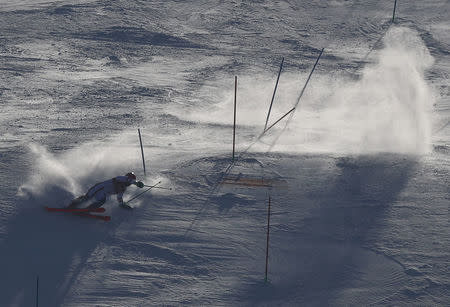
[127,181,162,204]
[264,57,284,132]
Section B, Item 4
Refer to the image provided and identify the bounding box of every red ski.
[45,206,105,213]
[73,212,111,221]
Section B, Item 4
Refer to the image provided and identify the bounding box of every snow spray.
[18,136,142,199]
[279,26,435,154]
[181,27,435,155]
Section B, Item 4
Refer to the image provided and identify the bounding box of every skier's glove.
[136,181,144,188]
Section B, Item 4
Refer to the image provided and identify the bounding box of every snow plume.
[184,27,435,154]
[271,27,435,154]
[288,28,434,154]
[176,74,300,127]
[18,144,80,197]
[18,137,143,201]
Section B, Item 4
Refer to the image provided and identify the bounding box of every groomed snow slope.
[0,1,449,306]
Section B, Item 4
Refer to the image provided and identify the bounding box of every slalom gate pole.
[392,0,397,23]
[127,181,161,204]
[184,50,322,237]
[262,48,324,136]
[293,48,324,109]
[138,129,147,176]
[143,185,172,190]
[264,57,284,131]
[36,275,39,307]
[264,107,295,134]
[232,76,237,160]
[265,196,271,282]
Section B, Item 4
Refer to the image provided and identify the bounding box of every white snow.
[0,0,449,306]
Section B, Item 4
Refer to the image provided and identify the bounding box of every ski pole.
[127,181,162,204]
[143,184,172,190]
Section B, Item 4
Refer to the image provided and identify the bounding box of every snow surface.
[0,0,449,306]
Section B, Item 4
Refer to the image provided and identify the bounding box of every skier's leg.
[87,198,105,209]
[87,191,106,209]
[67,195,88,208]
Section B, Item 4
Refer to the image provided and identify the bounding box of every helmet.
[125,172,136,180]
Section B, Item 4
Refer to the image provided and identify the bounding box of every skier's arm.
[129,178,144,188]
[117,192,124,204]
[117,193,132,209]
[127,177,144,188]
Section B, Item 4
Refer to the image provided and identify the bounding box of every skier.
[68,172,145,210]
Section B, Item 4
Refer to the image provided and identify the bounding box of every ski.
[44,206,105,213]
[73,212,111,221]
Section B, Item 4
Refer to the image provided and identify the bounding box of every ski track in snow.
[0,0,449,306]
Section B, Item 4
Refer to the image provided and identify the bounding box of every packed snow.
[0,1,449,306]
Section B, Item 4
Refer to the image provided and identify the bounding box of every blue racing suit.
[70,176,137,208]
